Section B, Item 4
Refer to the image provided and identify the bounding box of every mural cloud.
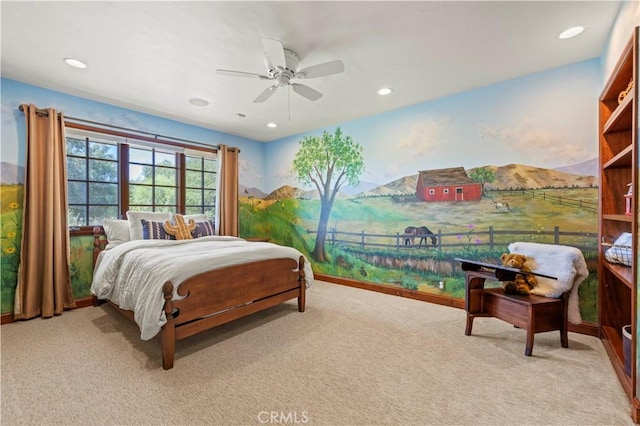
[396,118,448,155]
[479,120,590,167]
[379,117,449,181]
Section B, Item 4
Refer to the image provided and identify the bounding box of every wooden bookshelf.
[598,27,640,422]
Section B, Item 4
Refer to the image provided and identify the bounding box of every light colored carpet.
[1,280,633,426]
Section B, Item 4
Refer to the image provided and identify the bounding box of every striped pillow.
[141,219,176,240]
[192,220,215,238]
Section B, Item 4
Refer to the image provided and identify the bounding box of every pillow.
[141,219,176,240]
[127,211,172,240]
[181,213,209,222]
[102,219,130,250]
[192,220,215,238]
[163,214,196,240]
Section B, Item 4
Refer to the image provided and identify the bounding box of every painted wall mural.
[0,182,22,312]
[248,58,601,323]
[1,58,601,324]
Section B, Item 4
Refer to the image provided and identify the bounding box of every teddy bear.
[500,253,538,295]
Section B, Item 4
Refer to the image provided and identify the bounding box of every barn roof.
[418,167,477,186]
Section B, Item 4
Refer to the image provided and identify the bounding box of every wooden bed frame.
[92,227,306,370]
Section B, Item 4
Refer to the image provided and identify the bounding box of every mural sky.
[2,58,598,195]
[0,79,266,188]
[264,58,600,194]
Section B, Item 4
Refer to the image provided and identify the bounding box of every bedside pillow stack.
[100,211,215,249]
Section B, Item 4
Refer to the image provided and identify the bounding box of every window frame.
[65,123,217,235]
[66,135,120,227]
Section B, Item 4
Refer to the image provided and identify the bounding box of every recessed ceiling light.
[378,87,393,96]
[188,98,209,107]
[559,26,584,39]
[64,57,87,69]
[267,122,277,128]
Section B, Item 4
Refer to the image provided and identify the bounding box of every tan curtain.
[14,104,76,319]
[215,144,239,236]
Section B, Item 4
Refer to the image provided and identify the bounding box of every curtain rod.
[18,105,240,152]
[18,104,60,117]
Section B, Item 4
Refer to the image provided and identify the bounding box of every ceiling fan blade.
[291,83,323,101]
[216,69,270,80]
[295,60,344,79]
[253,85,279,103]
[262,38,287,69]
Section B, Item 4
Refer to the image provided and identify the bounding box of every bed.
[91,226,312,370]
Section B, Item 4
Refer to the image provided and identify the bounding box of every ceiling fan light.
[267,122,277,128]
[64,57,87,69]
[378,87,393,96]
[558,26,584,39]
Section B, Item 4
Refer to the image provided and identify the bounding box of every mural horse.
[492,201,510,212]
[404,226,438,247]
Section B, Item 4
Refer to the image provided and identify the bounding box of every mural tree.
[293,127,364,262]
[469,167,495,195]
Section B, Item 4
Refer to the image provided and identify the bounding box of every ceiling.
[1,1,621,142]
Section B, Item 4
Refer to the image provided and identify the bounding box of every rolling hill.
[475,164,597,190]
[358,163,597,197]
[257,163,598,201]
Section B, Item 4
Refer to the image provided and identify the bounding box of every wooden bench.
[457,259,567,356]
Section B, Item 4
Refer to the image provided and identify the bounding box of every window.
[185,154,217,215]
[66,128,217,227]
[67,136,119,226]
[443,188,449,194]
[128,146,178,213]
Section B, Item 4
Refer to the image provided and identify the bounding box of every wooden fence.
[521,189,598,213]
[307,225,598,253]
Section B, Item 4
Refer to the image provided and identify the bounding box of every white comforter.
[91,236,313,340]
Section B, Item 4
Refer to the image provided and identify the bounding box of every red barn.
[416,167,482,202]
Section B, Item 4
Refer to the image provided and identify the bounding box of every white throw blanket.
[508,242,589,324]
[91,236,314,340]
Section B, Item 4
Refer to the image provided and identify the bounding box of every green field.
[300,188,598,236]
[240,187,599,323]
[1,184,23,313]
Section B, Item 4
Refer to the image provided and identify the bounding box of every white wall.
[601,0,639,85]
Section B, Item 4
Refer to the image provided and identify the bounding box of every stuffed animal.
[500,253,538,295]
[163,214,196,240]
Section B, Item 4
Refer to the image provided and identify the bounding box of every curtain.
[215,144,239,236]
[14,104,76,319]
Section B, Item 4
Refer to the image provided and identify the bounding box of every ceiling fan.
[216,38,344,104]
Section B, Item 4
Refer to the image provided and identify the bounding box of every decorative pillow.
[127,210,172,240]
[163,214,196,240]
[102,218,130,250]
[141,219,176,240]
[192,220,215,238]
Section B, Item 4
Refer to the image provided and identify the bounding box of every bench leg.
[465,314,474,336]
[525,329,534,356]
[560,295,569,348]
[560,327,568,348]
[525,307,534,356]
